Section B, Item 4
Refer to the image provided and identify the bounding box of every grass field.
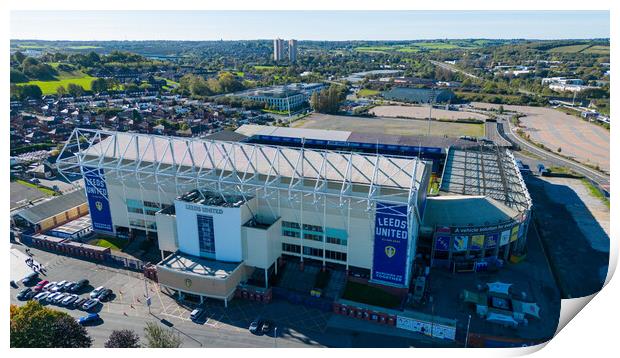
[547,44,609,54]
[89,236,129,251]
[355,41,475,54]
[19,71,97,95]
[254,65,280,71]
[14,179,57,196]
[581,178,610,208]
[341,281,402,309]
[357,88,380,97]
[583,45,610,55]
[294,113,485,137]
[67,45,102,50]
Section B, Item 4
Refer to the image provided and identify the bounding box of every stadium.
[57,126,531,306]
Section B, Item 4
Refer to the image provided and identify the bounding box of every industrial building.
[57,126,530,306]
[232,83,324,112]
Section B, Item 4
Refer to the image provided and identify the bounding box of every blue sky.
[11,11,609,41]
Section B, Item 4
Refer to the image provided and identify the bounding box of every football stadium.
[56,126,531,306]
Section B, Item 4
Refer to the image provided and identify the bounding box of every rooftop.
[439,147,531,213]
[422,195,519,228]
[14,189,86,225]
[177,189,248,208]
[158,252,241,279]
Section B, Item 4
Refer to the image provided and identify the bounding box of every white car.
[46,292,61,302]
[53,280,68,292]
[34,291,50,301]
[63,281,76,290]
[90,286,105,299]
[43,282,57,291]
[61,294,79,306]
[82,298,100,311]
[52,293,68,304]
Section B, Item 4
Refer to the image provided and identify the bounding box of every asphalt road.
[497,114,610,190]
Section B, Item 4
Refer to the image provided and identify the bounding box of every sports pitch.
[293,113,485,137]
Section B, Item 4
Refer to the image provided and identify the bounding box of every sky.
[10,11,610,41]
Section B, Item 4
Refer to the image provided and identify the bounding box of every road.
[429,60,480,80]
[497,114,610,190]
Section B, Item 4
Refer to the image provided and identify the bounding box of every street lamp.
[274,326,278,348]
[464,314,472,348]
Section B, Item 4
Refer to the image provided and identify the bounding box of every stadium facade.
[57,127,530,305]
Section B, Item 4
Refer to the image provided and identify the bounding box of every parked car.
[24,290,38,300]
[46,292,61,303]
[34,291,50,301]
[69,279,89,293]
[61,294,80,306]
[90,286,105,299]
[77,313,100,325]
[249,319,263,334]
[98,288,113,302]
[53,280,68,292]
[34,280,49,292]
[17,288,32,300]
[10,280,18,288]
[261,320,274,334]
[62,281,76,291]
[190,308,205,321]
[22,272,38,285]
[42,281,56,291]
[73,297,88,308]
[82,298,100,311]
[52,293,68,304]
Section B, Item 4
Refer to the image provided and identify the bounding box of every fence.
[272,286,334,312]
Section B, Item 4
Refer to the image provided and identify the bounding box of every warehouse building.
[57,127,530,305]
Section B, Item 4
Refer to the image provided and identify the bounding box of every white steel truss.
[57,128,427,217]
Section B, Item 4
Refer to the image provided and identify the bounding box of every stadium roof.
[57,129,429,209]
[422,195,519,228]
[14,189,86,225]
[439,147,531,213]
[236,124,352,142]
[158,252,241,279]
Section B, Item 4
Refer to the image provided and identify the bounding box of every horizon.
[10,11,610,41]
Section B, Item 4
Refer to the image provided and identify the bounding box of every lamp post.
[274,326,278,348]
[464,314,472,348]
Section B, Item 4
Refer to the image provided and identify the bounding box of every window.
[282,221,300,229]
[144,201,160,208]
[303,224,323,232]
[283,230,300,238]
[145,208,159,216]
[197,215,216,256]
[282,243,301,254]
[129,219,145,227]
[303,233,323,242]
[327,236,347,246]
[326,250,347,262]
[127,199,142,208]
[127,207,144,214]
[303,246,323,258]
[146,221,157,230]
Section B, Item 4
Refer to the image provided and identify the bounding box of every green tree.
[91,78,109,93]
[56,85,67,97]
[66,83,85,97]
[143,322,182,348]
[10,301,92,348]
[105,329,141,348]
[12,51,26,64]
[10,69,28,83]
[19,84,43,100]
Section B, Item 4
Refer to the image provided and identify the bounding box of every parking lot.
[9,244,353,347]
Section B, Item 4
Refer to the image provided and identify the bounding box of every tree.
[66,83,85,97]
[56,85,67,97]
[144,322,182,348]
[12,51,26,64]
[10,301,92,348]
[18,84,43,100]
[10,69,28,83]
[105,329,141,348]
[91,78,109,93]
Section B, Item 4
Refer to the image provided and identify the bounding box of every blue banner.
[84,167,114,233]
[372,202,409,286]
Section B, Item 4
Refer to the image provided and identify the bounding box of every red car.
[33,280,49,292]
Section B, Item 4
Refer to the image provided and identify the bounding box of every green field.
[67,45,102,50]
[254,65,280,71]
[357,88,380,97]
[355,41,474,54]
[18,71,97,95]
[89,236,129,251]
[14,180,57,196]
[341,281,402,309]
[548,44,592,53]
[583,45,610,55]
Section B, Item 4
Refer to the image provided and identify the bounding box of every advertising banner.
[500,230,511,246]
[396,316,456,341]
[450,220,516,235]
[372,202,409,286]
[510,226,519,242]
[453,236,469,252]
[471,235,485,250]
[435,236,450,251]
[485,233,499,249]
[83,167,114,233]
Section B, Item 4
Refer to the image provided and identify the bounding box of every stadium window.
[303,233,323,242]
[282,230,300,238]
[143,201,160,208]
[145,209,159,216]
[126,199,142,208]
[282,243,301,254]
[302,246,323,257]
[127,207,144,214]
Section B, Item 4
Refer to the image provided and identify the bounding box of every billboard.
[435,236,450,251]
[471,235,485,250]
[372,202,409,286]
[453,236,469,252]
[485,233,499,249]
[83,167,113,233]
